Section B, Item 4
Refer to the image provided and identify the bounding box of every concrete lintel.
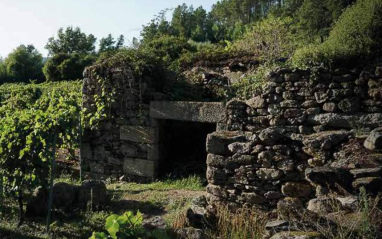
[149,101,225,123]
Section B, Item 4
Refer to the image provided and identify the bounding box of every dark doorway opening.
[159,120,216,180]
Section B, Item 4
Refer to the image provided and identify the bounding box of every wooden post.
[46,132,57,232]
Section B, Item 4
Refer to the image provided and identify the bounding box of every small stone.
[350,167,382,178]
[270,231,323,239]
[281,100,300,108]
[277,160,295,171]
[364,127,382,151]
[336,196,358,211]
[277,197,303,220]
[264,191,283,200]
[206,131,245,155]
[306,108,321,115]
[352,177,382,196]
[228,142,252,154]
[246,96,266,109]
[338,98,361,113]
[257,168,283,180]
[268,104,282,115]
[281,182,312,197]
[259,128,284,145]
[302,100,318,108]
[265,220,289,232]
[323,102,337,112]
[207,167,227,185]
[239,192,267,204]
[315,92,328,103]
[307,198,339,214]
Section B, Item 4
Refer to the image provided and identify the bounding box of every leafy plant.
[89,211,170,239]
[293,0,382,68]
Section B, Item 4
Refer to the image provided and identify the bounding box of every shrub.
[43,53,96,81]
[293,0,382,68]
[233,16,296,62]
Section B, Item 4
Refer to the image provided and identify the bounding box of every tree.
[45,26,97,55]
[99,34,125,53]
[0,57,7,83]
[297,0,356,43]
[43,53,95,81]
[4,45,44,82]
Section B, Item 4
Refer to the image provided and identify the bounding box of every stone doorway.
[159,120,216,180]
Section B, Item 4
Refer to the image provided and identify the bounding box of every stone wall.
[205,65,382,210]
[81,64,226,181]
[81,64,164,181]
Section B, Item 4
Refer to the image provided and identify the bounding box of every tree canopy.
[45,26,97,55]
[2,45,44,83]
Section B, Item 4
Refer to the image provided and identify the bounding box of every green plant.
[0,81,82,225]
[293,0,382,68]
[90,211,170,239]
[233,15,297,62]
[232,62,283,99]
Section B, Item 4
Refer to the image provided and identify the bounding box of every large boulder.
[26,187,48,217]
[78,180,107,209]
[53,182,79,212]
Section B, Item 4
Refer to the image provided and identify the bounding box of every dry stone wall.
[81,64,165,181]
[206,65,382,210]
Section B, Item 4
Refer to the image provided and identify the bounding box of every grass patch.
[0,175,205,239]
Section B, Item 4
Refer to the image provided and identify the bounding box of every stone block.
[120,126,157,144]
[123,158,156,178]
[206,131,245,155]
[149,101,225,123]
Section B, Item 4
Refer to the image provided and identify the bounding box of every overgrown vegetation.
[0,176,205,239]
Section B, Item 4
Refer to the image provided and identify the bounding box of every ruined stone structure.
[81,64,225,181]
[82,61,382,215]
[205,65,382,212]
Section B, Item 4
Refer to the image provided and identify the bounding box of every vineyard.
[0,81,83,226]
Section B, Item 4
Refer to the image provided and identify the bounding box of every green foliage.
[296,0,355,43]
[232,62,282,99]
[0,81,82,200]
[234,15,296,61]
[45,26,97,55]
[2,45,44,83]
[90,211,170,239]
[140,35,193,71]
[293,0,382,68]
[99,34,125,54]
[43,53,96,81]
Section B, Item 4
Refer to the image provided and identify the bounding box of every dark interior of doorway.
[159,120,216,183]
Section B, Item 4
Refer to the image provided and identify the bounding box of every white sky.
[0,0,216,57]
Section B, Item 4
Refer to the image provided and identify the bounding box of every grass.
[0,175,205,239]
[207,205,268,239]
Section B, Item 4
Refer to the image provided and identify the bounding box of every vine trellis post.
[46,131,57,232]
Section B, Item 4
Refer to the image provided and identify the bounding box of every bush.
[293,0,382,68]
[43,53,95,81]
[140,35,193,71]
[233,16,296,62]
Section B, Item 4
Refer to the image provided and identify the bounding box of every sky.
[0,0,216,57]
